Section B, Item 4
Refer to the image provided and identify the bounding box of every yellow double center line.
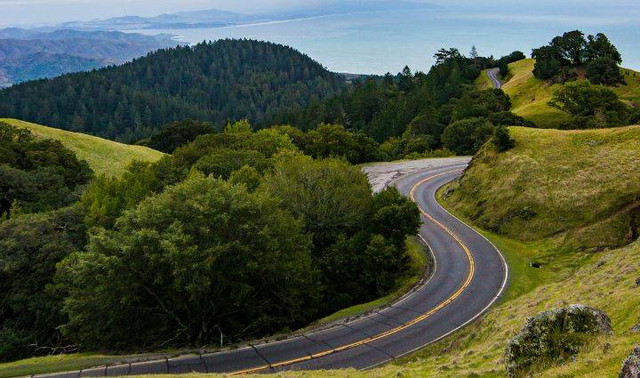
[231,168,473,375]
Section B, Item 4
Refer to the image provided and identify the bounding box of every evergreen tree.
[493,125,516,152]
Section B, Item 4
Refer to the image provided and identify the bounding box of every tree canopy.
[0,123,92,218]
[532,31,624,85]
[549,81,630,128]
[58,175,316,349]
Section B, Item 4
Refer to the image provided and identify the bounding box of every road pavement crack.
[302,333,334,349]
[364,314,399,328]
[341,323,373,338]
[363,343,395,360]
[389,304,423,315]
[373,311,404,326]
[249,344,273,369]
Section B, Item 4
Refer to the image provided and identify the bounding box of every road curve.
[39,162,509,377]
[487,67,502,89]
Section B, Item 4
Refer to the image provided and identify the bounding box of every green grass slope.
[444,126,640,250]
[502,59,640,128]
[1,119,164,177]
[474,68,495,90]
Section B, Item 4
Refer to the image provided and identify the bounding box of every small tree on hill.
[532,31,623,85]
[557,30,587,65]
[549,80,630,128]
[493,125,516,152]
[532,46,562,80]
[586,57,625,86]
[585,33,622,64]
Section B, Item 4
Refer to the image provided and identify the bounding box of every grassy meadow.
[502,59,640,128]
[1,118,164,177]
[443,126,640,250]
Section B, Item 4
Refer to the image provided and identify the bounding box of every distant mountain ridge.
[0,39,346,141]
[54,1,435,31]
[0,29,179,86]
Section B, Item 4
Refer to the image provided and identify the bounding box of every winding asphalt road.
[40,161,508,377]
[487,67,502,89]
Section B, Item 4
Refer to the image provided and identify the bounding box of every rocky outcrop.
[505,305,613,377]
[620,346,640,378]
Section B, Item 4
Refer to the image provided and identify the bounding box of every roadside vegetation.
[213,125,640,377]
[413,125,640,377]
[444,126,640,250]
[0,120,421,365]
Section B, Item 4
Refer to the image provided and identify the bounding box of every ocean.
[130,4,640,75]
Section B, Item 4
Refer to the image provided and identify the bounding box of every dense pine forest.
[0,39,345,141]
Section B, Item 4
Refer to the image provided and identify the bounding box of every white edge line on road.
[363,170,510,370]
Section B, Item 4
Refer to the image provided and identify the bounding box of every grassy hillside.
[374,127,640,377]
[443,126,640,250]
[474,68,495,90]
[1,119,164,177]
[503,59,640,128]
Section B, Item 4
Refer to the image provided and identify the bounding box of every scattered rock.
[505,305,613,377]
[631,322,640,333]
[620,346,640,378]
[635,277,640,287]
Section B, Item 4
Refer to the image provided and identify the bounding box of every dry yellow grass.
[1,118,164,177]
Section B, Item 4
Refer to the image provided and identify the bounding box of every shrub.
[493,126,516,152]
[442,118,495,155]
[586,57,625,86]
[549,80,630,128]
[488,111,536,127]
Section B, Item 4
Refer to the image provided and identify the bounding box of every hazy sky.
[3,0,321,26]
[3,0,640,27]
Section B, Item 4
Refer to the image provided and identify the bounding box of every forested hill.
[0,39,345,141]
